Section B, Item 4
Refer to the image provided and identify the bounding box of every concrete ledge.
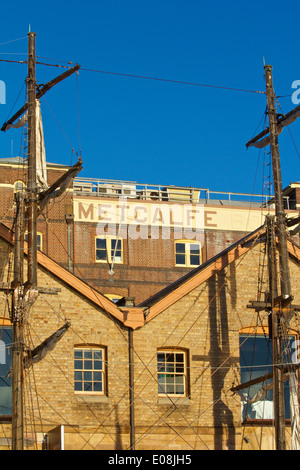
[157,397,190,406]
[74,394,109,404]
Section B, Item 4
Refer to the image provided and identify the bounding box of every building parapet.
[73,177,280,207]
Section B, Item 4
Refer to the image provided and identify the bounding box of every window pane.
[96,239,106,249]
[93,372,102,382]
[94,382,103,392]
[84,371,92,381]
[190,255,200,266]
[166,384,175,394]
[96,250,107,261]
[74,371,82,381]
[111,239,121,250]
[0,327,12,416]
[176,364,184,373]
[74,360,83,370]
[84,360,92,370]
[84,350,92,359]
[176,384,184,394]
[239,335,293,420]
[190,244,200,254]
[94,360,103,370]
[175,243,186,254]
[74,350,83,359]
[74,382,82,392]
[84,382,93,392]
[166,353,174,363]
[176,353,184,363]
[176,254,186,265]
[93,350,103,360]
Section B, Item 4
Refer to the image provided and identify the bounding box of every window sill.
[243,418,291,426]
[74,394,109,404]
[157,396,190,406]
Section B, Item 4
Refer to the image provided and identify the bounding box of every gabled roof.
[140,226,300,324]
[0,223,144,330]
[139,225,267,323]
[1,221,299,330]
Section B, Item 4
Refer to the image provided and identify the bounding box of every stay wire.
[0,57,266,95]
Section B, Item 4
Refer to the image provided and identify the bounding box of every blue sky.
[0,0,299,196]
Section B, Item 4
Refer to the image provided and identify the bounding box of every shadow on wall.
[208,270,236,450]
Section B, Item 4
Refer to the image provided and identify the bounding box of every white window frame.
[157,349,188,397]
[175,240,201,267]
[74,346,106,395]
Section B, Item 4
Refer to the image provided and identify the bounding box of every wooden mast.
[11,31,37,450]
[27,32,38,288]
[264,64,293,450]
[9,32,82,450]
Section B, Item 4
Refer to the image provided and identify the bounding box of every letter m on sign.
[0,80,6,104]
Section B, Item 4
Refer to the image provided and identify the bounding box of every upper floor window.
[175,240,201,267]
[157,349,188,397]
[74,346,106,395]
[95,237,123,264]
[0,324,12,416]
[239,328,297,421]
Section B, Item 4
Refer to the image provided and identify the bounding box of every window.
[157,349,188,396]
[104,294,123,304]
[74,346,106,394]
[14,181,25,193]
[175,241,201,267]
[0,326,12,416]
[239,329,296,421]
[24,231,43,251]
[95,237,123,264]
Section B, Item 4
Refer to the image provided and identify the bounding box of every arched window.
[74,345,107,395]
[157,348,189,397]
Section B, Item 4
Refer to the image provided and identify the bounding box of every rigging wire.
[0,57,266,95]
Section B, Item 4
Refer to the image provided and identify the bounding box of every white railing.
[73,177,286,207]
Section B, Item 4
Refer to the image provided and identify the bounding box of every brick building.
[0,156,299,307]
[0,221,299,450]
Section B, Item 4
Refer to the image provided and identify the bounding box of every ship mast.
[6,32,82,450]
[264,64,291,451]
[11,32,37,450]
[243,65,299,450]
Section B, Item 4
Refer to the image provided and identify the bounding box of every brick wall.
[1,238,299,450]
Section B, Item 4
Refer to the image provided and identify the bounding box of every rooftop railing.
[73,177,293,208]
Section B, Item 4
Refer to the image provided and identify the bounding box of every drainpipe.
[124,297,135,450]
[65,205,74,272]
